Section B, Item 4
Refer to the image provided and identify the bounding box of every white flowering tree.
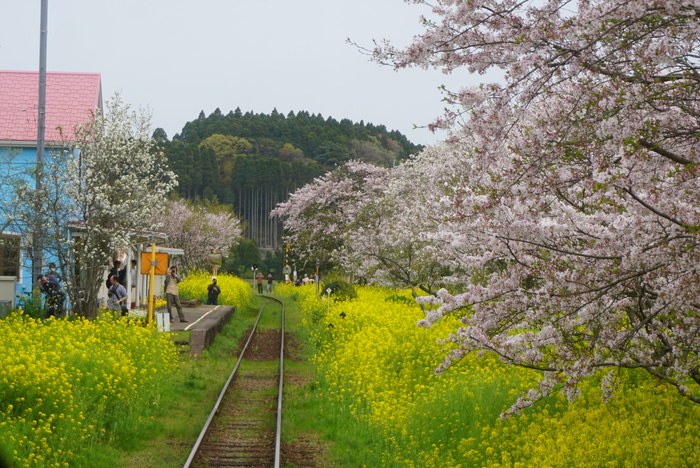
[357,0,700,413]
[156,198,242,273]
[273,158,454,298]
[340,144,476,297]
[18,94,178,318]
[272,161,389,263]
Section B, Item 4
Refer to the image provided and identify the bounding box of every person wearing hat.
[207,276,221,305]
[45,262,62,285]
[164,265,188,323]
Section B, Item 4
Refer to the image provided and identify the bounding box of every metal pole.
[315,259,319,295]
[284,242,289,283]
[147,243,156,324]
[33,0,49,280]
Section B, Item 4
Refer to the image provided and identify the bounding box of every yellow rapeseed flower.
[280,284,700,467]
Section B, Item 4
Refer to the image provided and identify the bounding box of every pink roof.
[0,70,102,143]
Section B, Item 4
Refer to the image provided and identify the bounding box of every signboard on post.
[209,252,224,276]
[140,252,169,275]
[208,253,223,266]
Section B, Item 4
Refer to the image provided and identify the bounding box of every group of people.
[256,271,315,290]
[34,258,151,320]
[255,272,274,294]
[110,262,191,324]
[34,259,286,321]
[291,273,314,287]
[33,257,214,324]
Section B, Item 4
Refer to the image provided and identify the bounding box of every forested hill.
[156,107,424,249]
[179,107,421,163]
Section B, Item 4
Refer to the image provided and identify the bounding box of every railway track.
[183,295,287,468]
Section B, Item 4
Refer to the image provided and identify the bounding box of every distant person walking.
[256,271,264,294]
[266,273,273,293]
[207,277,221,305]
[164,266,188,323]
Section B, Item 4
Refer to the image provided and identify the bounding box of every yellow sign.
[140,252,169,275]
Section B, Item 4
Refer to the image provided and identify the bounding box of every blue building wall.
[0,144,66,302]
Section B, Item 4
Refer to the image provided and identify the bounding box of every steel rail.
[183,295,286,468]
[264,295,285,468]
[183,301,267,468]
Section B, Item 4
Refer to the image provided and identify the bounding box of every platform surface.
[159,304,235,356]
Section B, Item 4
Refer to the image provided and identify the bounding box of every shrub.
[320,277,356,301]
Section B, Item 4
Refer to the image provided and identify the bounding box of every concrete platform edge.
[188,306,236,357]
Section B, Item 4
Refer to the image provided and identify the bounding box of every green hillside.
[156,108,423,250]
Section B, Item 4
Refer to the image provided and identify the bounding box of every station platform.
[160,303,235,356]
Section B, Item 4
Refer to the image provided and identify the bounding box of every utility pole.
[33,0,49,280]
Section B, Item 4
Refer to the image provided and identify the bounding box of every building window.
[0,235,20,277]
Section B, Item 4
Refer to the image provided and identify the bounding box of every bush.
[320,277,356,301]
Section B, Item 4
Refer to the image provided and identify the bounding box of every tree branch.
[639,139,694,166]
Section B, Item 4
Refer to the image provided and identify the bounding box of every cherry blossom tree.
[156,198,242,273]
[271,161,390,266]
[273,154,465,299]
[339,143,473,296]
[272,160,438,290]
[366,0,700,412]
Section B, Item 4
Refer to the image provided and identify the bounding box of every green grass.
[277,293,385,467]
[84,292,374,467]
[105,298,265,468]
[282,376,385,466]
[257,297,284,330]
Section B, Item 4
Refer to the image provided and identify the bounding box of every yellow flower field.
[178,271,252,309]
[279,284,700,467]
[0,314,178,467]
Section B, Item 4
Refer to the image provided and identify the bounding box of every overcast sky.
[1,0,478,146]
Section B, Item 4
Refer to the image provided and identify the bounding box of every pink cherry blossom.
[279,0,700,413]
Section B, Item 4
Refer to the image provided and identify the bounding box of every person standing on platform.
[130,259,137,289]
[207,277,221,305]
[266,273,273,293]
[107,259,127,290]
[164,265,188,323]
[256,271,264,294]
[108,274,128,316]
